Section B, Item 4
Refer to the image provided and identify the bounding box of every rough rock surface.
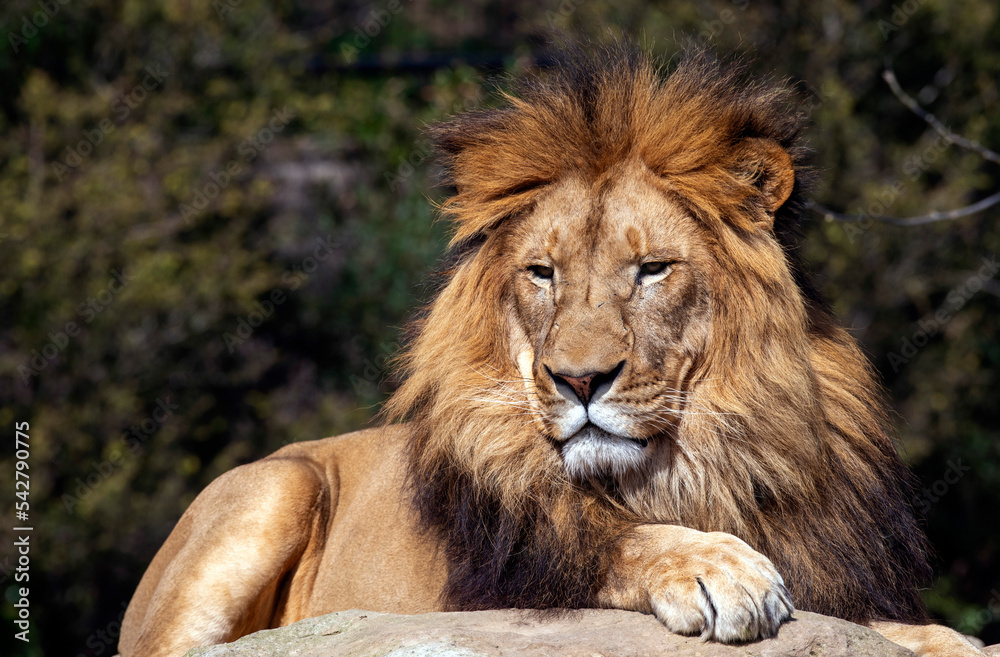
[185,608,925,656]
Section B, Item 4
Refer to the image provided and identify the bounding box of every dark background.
[0,1,998,655]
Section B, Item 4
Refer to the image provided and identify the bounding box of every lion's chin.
[561,424,650,481]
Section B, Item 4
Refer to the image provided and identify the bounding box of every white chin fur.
[561,425,648,480]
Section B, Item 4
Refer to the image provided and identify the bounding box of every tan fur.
[871,621,984,657]
[120,46,981,656]
[119,428,446,657]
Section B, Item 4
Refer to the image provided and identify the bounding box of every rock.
[185,608,920,656]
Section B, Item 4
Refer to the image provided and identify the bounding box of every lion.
[119,46,983,657]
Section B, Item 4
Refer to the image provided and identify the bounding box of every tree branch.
[882,66,1000,164]
[808,191,1000,227]
[810,62,1000,226]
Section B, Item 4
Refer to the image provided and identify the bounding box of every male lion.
[120,46,983,657]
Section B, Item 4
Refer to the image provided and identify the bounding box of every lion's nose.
[546,361,625,406]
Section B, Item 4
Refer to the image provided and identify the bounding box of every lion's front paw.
[640,528,794,643]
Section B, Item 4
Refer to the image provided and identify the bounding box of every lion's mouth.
[560,424,651,480]
[571,422,649,448]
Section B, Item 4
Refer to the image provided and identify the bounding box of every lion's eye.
[528,264,554,280]
[639,261,671,277]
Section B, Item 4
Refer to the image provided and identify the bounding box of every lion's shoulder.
[265,423,413,491]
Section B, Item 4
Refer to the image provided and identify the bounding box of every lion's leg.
[595,524,793,642]
[870,620,984,657]
[119,457,328,657]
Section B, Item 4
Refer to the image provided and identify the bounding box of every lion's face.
[505,161,715,480]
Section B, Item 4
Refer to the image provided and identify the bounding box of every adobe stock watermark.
[51,62,170,181]
[878,0,930,40]
[957,588,1000,636]
[62,396,179,514]
[180,105,295,225]
[7,0,73,54]
[912,458,971,515]
[338,0,411,62]
[888,255,998,372]
[699,0,750,41]
[212,0,246,20]
[349,340,399,397]
[842,131,951,244]
[544,0,585,28]
[18,269,134,385]
[385,139,433,191]
[51,62,170,180]
[222,235,337,352]
[74,601,128,657]
[385,91,480,191]
[179,106,295,224]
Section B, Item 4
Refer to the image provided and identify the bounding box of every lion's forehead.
[522,170,700,272]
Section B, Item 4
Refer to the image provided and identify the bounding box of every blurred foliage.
[0,0,997,655]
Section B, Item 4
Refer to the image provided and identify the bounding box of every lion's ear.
[731,138,795,227]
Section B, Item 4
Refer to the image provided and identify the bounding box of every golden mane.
[382,45,931,624]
